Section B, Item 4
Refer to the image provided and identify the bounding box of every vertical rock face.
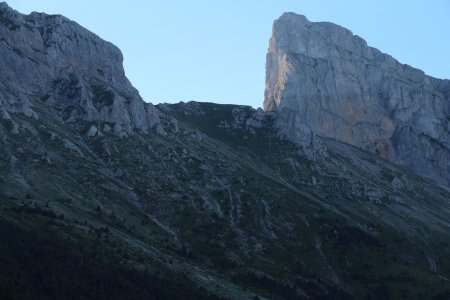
[0,2,161,136]
[265,12,450,186]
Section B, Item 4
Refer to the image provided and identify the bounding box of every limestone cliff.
[265,12,450,186]
[0,2,164,136]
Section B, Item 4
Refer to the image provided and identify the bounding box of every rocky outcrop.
[264,12,450,186]
[0,2,163,136]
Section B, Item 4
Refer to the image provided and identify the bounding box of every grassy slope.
[164,102,450,299]
[0,101,450,299]
[0,211,222,300]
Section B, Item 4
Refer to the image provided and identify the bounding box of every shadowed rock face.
[0,2,162,136]
[264,12,450,186]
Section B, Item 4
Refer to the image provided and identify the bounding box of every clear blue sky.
[7,0,450,108]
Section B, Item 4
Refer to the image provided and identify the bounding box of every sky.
[7,0,450,108]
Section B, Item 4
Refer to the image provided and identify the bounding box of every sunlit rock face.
[264,12,450,186]
[0,3,162,136]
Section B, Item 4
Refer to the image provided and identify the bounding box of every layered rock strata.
[265,12,450,186]
[0,2,163,136]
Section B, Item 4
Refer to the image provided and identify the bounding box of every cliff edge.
[264,12,450,186]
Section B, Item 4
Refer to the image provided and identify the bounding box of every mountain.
[0,2,169,136]
[264,13,450,188]
[1,3,450,299]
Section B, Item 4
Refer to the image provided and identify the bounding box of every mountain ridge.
[265,12,450,188]
[273,12,448,82]
[0,2,174,138]
[1,3,450,299]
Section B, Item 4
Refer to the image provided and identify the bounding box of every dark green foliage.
[0,219,222,300]
[7,202,59,219]
[232,272,300,299]
[232,271,353,300]
[2,100,450,299]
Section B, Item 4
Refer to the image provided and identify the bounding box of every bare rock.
[86,124,98,137]
[264,12,450,186]
[0,3,162,136]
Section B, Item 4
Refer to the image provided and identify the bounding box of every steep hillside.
[2,97,450,299]
[1,3,450,300]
